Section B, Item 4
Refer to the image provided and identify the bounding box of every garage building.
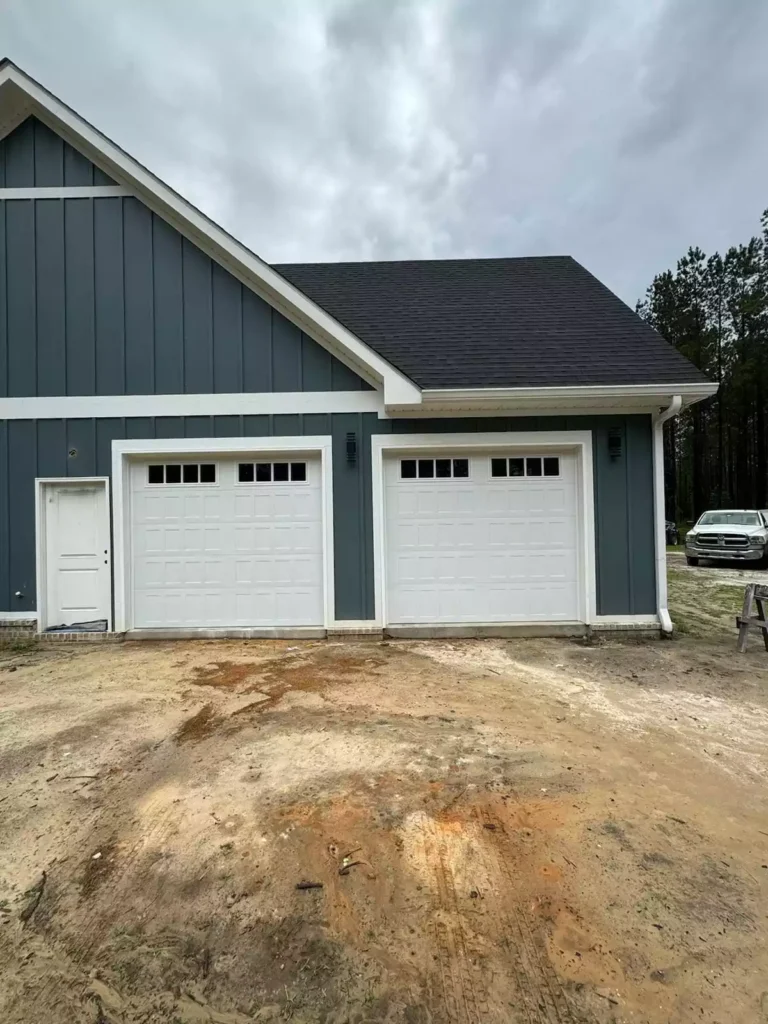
[0,60,716,637]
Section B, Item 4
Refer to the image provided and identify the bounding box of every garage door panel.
[487,486,517,514]
[203,527,223,550]
[526,486,574,515]
[130,456,324,628]
[385,451,581,624]
[234,493,254,519]
[134,558,176,589]
[181,526,205,552]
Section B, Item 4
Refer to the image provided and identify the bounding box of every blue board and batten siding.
[0,116,117,188]
[0,195,370,397]
[0,413,657,620]
[0,115,657,623]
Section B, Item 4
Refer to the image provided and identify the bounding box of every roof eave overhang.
[0,62,421,407]
[386,381,718,417]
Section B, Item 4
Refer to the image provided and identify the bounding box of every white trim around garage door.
[371,431,596,628]
[111,436,335,633]
[35,476,112,633]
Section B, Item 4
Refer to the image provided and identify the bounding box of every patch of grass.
[668,569,743,640]
[0,637,37,654]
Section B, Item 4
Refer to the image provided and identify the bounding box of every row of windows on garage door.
[42,449,581,631]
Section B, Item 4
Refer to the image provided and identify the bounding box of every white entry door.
[129,456,324,628]
[384,451,581,624]
[41,482,111,629]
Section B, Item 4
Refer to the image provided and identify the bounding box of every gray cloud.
[2,0,767,304]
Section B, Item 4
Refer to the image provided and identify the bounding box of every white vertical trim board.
[34,477,112,634]
[371,431,596,628]
[111,436,335,632]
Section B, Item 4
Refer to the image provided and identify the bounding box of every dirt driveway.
[1,589,768,1022]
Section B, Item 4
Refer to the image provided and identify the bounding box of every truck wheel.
[686,556,699,567]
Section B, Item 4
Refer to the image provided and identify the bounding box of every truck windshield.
[698,512,760,527]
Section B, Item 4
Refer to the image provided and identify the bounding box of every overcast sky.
[2,0,767,304]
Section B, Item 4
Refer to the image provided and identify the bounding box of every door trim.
[371,431,596,628]
[35,477,112,634]
[111,436,335,633]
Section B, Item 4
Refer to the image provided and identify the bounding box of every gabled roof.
[0,58,420,406]
[0,58,716,413]
[276,256,711,390]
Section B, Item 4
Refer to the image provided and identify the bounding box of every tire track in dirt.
[473,805,575,1024]
[29,789,177,1014]
[416,805,576,1024]
[422,817,487,1023]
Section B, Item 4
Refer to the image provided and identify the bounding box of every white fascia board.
[420,382,718,403]
[0,63,421,409]
[407,381,718,415]
[0,390,384,420]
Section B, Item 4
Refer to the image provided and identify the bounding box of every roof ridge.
[274,254,575,269]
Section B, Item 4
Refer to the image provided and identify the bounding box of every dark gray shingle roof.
[274,255,708,390]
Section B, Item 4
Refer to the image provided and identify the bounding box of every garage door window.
[400,458,469,480]
[238,461,307,483]
[491,456,560,478]
[147,463,217,484]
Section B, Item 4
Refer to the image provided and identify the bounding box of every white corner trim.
[653,395,682,634]
[0,185,131,199]
[0,62,421,409]
[34,477,112,634]
[0,390,384,420]
[111,435,335,633]
[370,430,596,629]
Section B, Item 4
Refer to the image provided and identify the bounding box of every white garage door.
[384,451,580,624]
[130,456,324,628]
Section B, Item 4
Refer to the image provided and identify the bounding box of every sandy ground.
[1,570,767,1022]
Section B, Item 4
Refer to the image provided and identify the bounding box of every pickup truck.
[685,509,768,568]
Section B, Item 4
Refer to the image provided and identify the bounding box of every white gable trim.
[0,61,421,409]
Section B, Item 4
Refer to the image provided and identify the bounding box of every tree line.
[637,211,768,524]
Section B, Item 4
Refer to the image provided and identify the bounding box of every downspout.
[653,395,682,633]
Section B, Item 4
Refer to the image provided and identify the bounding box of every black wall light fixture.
[346,432,357,465]
[608,429,623,461]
